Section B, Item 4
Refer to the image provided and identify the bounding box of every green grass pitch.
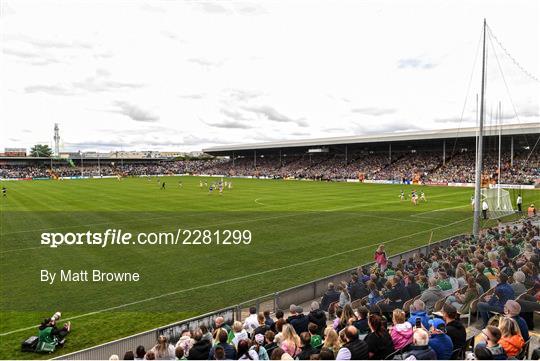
[1,176,538,359]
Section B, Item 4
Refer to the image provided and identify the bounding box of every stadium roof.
[203,122,540,153]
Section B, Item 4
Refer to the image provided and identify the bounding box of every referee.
[516,194,523,214]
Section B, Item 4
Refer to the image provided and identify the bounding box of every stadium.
[1,1,540,360]
[1,121,539,360]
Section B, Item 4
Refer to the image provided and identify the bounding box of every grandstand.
[202,123,540,185]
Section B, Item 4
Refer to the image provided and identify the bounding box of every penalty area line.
[0,216,471,337]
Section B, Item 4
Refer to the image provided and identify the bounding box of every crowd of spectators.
[3,150,537,184]
[0,160,226,179]
[108,218,539,360]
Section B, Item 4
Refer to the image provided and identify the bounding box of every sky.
[1,0,539,152]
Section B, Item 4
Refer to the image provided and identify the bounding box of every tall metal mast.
[53,123,60,157]
[472,19,487,238]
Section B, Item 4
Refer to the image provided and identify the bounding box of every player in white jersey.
[419,191,426,202]
[399,190,405,201]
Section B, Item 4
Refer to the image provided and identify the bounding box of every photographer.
[37,312,71,353]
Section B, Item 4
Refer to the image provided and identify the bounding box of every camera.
[51,311,61,322]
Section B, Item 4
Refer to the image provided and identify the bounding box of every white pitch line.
[410,205,470,218]
[0,216,471,337]
[254,198,266,206]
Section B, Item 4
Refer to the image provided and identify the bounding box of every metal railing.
[54,234,460,360]
[55,308,235,360]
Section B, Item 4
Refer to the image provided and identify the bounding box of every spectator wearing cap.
[420,278,445,313]
[320,283,340,312]
[243,307,259,336]
[287,305,309,335]
[504,300,529,341]
[251,333,269,360]
[511,271,527,296]
[477,273,515,327]
[307,301,327,337]
[476,326,507,360]
[408,299,431,330]
[402,329,437,360]
[208,328,236,360]
[427,318,453,360]
[442,304,466,351]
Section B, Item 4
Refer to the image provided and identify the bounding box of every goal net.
[482,188,514,219]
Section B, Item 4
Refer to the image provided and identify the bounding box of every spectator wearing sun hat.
[427,318,453,360]
[504,300,529,341]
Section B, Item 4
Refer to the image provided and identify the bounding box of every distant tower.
[53,123,60,156]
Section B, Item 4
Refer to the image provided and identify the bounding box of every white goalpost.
[482,188,514,219]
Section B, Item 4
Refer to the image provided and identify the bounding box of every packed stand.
[1,150,538,184]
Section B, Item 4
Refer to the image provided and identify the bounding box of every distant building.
[160,151,186,158]
[4,148,26,157]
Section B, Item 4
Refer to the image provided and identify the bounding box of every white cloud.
[1,0,538,152]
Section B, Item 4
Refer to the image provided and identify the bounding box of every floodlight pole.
[473,19,487,238]
[80,151,84,177]
[442,140,446,165]
[510,137,514,167]
[498,101,502,208]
